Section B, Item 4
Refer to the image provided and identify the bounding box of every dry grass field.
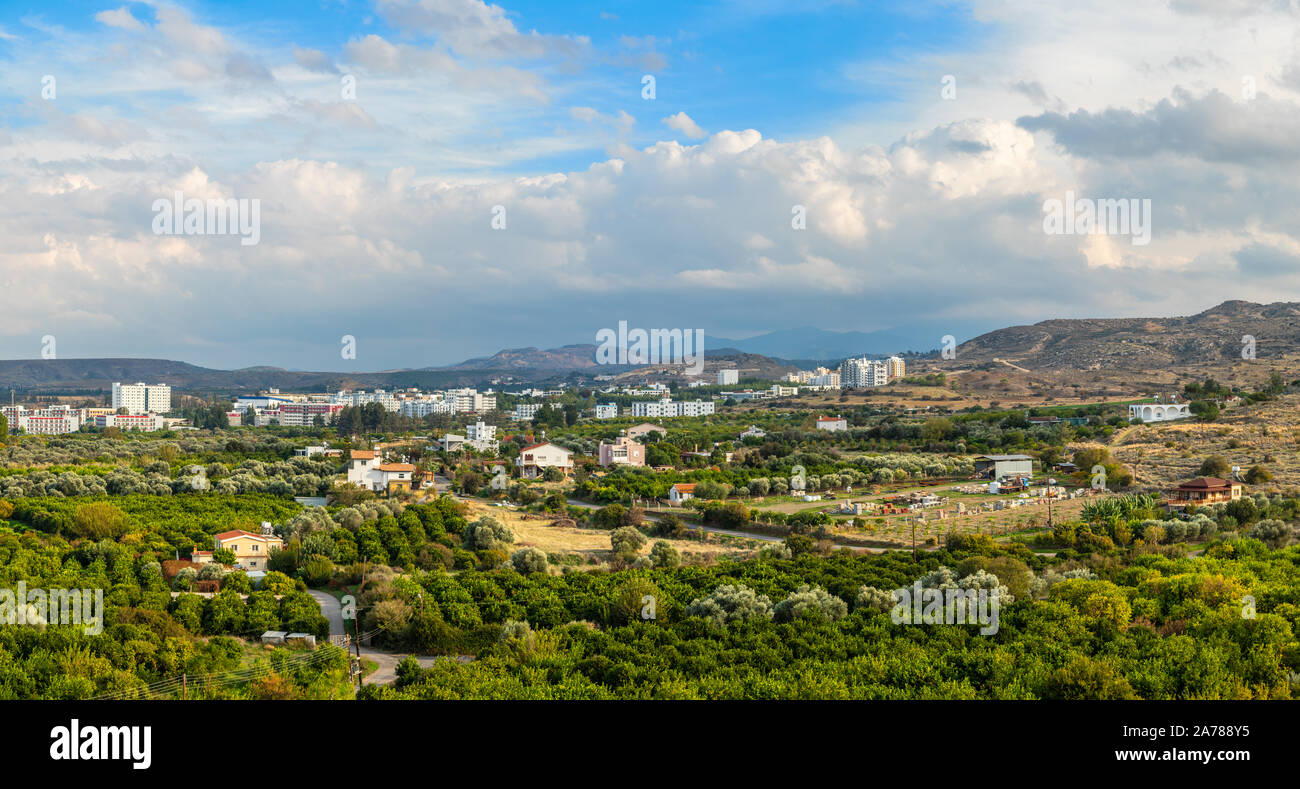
[459,500,763,567]
[1104,393,1300,490]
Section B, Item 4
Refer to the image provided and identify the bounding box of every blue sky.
[1,1,1299,370]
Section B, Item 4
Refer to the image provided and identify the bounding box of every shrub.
[610,526,647,559]
[510,547,549,574]
[649,540,680,568]
[774,585,847,622]
[685,584,774,626]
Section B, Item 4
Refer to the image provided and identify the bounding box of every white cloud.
[94,6,145,33]
[662,111,706,139]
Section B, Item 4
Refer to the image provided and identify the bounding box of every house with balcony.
[515,442,574,478]
[1166,477,1243,509]
[202,523,285,572]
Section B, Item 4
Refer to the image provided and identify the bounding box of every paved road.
[307,589,456,685]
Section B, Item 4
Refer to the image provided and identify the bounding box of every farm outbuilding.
[974,454,1034,480]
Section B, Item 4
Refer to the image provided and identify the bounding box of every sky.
[2,0,1300,370]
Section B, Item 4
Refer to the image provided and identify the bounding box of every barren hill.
[953,301,1300,371]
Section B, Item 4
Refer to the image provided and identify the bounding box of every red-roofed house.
[816,415,848,431]
[669,483,696,505]
[207,523,284,571]
[1166,477,1243,509]
[346,449,415,493]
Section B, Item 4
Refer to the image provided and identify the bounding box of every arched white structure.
[1129,403,1190,422]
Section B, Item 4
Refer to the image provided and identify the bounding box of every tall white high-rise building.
[838,358,888,388]
[886,356,906,380]
[112,382,171,414]
[717,369,739,385]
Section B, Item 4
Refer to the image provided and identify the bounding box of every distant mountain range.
[705,326,942,360]
[0,301,1288,394]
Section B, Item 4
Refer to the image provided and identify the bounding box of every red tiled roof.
[1177,477,1236,489]
[214,529,259,540]
[378,463,415,472]
[672,483,696,493]
[351,450,377,459]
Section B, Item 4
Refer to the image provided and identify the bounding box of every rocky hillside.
[953,301,1300,371]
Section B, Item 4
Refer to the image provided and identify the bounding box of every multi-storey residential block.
[839,357,888,388]
[629,399,715,418]
[400,398,454,418]
[276,403,345,426]
[94,413,164,431]
[512,403,543,421]
[886,356,906,380]
[594,403,619,419]
[717,369,739,385]
[112,382,171,414]
[447,388,497,413]
[21,414,82,435]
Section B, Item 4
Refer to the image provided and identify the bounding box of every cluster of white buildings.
[227,387,500,426]
[720,384,799,401]
[784,367,841,388]
[3,405,170,435]
[4,382,175,435]
[782,356,906,390]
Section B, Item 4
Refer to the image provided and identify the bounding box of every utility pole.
[182,673,187,701]
[1047,478,1055,531]
[352,612,364,693]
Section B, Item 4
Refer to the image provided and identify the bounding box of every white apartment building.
[112,382,171,415]
[95,413,164,432]
[332,389,400,411]
[277,403,344,426]
[717,369,739,385]
[594,403,619,419]
[512,403,543,421]
[465,421,499,451]
[400,399,454,418]
[886,356,906,380]
[447,388,497,413]
[22,414,83,435]
[630,399,716,418]
[839,358,889,388]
